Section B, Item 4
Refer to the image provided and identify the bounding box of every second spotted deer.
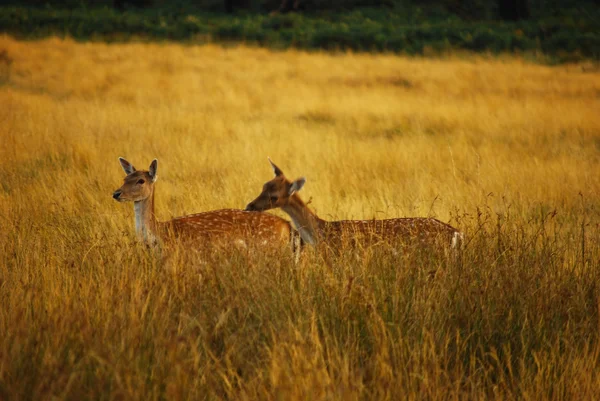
[245,159,462,253]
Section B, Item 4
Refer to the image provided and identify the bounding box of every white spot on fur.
[451,231,464,249]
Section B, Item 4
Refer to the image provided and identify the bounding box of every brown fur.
[113,158,298,251]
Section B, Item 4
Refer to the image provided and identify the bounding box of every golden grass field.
[1,35,600,400]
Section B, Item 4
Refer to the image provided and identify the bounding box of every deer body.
[245,159,463,251]
[113,158,298,252]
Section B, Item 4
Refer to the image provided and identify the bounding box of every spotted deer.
[245,159,463,252]
[113,158,301,255]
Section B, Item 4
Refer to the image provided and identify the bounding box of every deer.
[112,158,301,257]
[244,159,463,254]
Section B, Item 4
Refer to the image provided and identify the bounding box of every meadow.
[0,35,600,400]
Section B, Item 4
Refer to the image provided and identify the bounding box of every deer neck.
[281,194,324,246]
[133,188,158,244]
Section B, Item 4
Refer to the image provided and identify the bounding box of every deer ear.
[289,177,306,195]
[119,157,136,175]
[148,159,158,182]
[268,157,284,177]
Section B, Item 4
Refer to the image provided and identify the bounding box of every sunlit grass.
[1,35,599,400]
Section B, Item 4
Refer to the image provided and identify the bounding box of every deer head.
[245,158,305,212]
[112,158,158,202]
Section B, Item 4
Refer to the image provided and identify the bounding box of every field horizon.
[1,35,600,400]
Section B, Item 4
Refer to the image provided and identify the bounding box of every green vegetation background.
[1,0,599,62]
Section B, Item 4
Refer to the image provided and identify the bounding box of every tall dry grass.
[0,35,599,400]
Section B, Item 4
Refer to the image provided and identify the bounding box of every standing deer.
[112,158,301,255]
[245,159,463,252]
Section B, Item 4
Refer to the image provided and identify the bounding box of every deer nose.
[244,203,255,211]
[113,190,122,200]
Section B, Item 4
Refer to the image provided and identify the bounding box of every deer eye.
[137,179,145,185]
[270,196,278,202]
